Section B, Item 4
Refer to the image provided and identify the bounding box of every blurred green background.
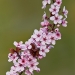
[0,0,75,75]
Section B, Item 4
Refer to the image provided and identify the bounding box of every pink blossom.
[31,29,42,42]
[50,14,63,24]
[13,41,23,48]
[11,66,16,71]
[55,28,59,32]
[62,18,68,27]
[54,0,62,6]
[42,12,46,20]
[48,32,56,45]
[18,58,26,65]
[6,70,19,75]
[41,20,49,27]
[25,70,32,75]
[28,62,39,73]
[20,41,32,50]
[42,0,51,9]
[40,33,50,45]
[8,53,18,62]
[39,46,49,57]
[55,31,61,40]
[63,6,68,18]
[49,4,60,15]
[14,62,25,72]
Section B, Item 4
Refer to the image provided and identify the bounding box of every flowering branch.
[6,0,68,75]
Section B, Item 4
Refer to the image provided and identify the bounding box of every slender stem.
[52,24,55,31]
[19,71,23,75]
[16,52,21,59]
[52,0,55,3]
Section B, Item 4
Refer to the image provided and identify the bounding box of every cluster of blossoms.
[6,0,68,75]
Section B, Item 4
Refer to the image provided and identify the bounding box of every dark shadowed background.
[0,0,75,75]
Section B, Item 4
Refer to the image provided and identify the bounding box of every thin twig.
[19,71,23,75]
[52,24,55,31]
[52,0,55,3]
